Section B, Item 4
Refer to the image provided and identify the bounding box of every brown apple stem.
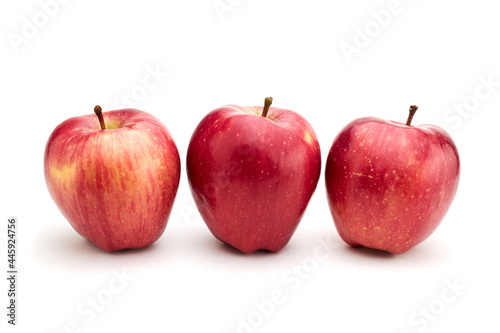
[406,105,418,126]
[94,105,106,130]
[261,97,273,118]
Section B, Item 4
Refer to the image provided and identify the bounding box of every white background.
[1,0,499,332]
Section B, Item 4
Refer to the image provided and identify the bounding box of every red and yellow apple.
[325,106,460,254]
[44,106,180,251]
[187,98,321,253]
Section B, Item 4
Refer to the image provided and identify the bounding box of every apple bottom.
[331,210,441,255]
[327,175,458,255]
[210,225,298,254]
[202,209,304,254]
[66,210,171,252]
[56,187,177,252]
[192,176,314,253]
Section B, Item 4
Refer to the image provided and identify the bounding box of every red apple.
[187,98,321,253]
[325,106,460,254]
[44,106,180,252]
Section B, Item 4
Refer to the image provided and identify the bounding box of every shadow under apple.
[330,232,453,271]
[31,221,174,273]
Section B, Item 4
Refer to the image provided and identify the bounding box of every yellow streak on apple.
[50,163,77,182]
[304,131,313,144]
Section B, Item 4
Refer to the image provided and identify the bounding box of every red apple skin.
[325,117,460,254]
[44,109,180,252]
[187,105,321,253]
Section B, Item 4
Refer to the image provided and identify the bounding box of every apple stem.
[406,105,418,126]
[94,105,106,130]
[261,97,273,118]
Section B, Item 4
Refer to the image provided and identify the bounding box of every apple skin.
[325,117,460,254]
[44,109,181,252]
[186,104,321,253]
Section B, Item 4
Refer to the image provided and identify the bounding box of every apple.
[325,106,460,254]
[44,106,181,252]
[186,98,321,253]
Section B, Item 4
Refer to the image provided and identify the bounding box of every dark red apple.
[44,106,181,251]
[325,106,460,254]
[187,98,321,253]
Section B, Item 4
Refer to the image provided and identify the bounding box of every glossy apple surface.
[187,98,321,253]
[44,107,180,251]
[325,107,460,254]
